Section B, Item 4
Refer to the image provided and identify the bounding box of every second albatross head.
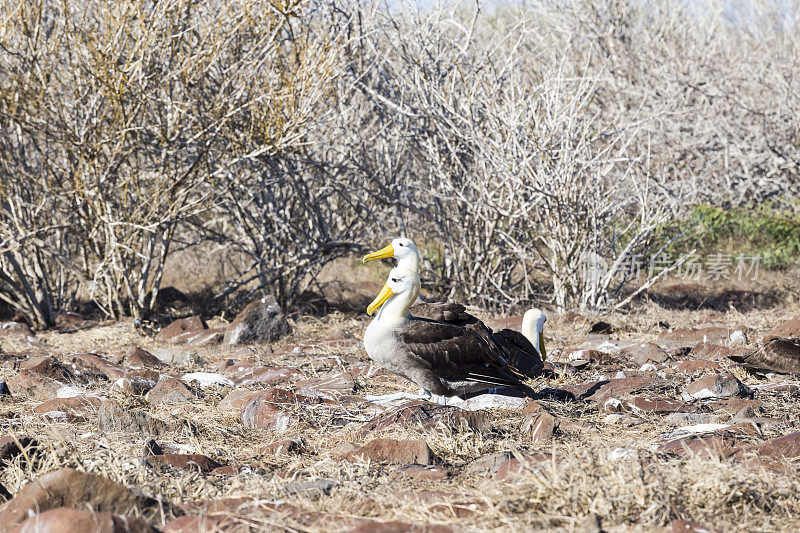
[366,267,420,318]
[362,238,421,272]
[522,308,547,360]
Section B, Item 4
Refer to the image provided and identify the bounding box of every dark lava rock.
[223,297,290,345]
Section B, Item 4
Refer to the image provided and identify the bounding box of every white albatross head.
[366,267,420,320]
[362,237,421,272]
[522,308,547,360]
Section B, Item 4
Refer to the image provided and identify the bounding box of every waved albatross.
[362,237,547,377]
[729,336,800,375]
[363,266,536,404]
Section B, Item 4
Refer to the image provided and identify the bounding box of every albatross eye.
[398,242,405,247]
[391,278,398,283]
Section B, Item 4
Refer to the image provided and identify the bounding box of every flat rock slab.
[6,371,64,402]
[146,378,195,405]
[119,347,163,369]
[659,327,732,349]
[689,343,735,361]
[171,328,225,346]
[32,396,102,422]
[675,359,723,374]
[12,507,159,533]
[341,438,434,465]
[763,316,800,342]
[68,354,124,381]
[222,364,302,386]
[617,343,670,365]
[735,430,800,468]
[0,468,179,531]
[156,316,207,343]
[681,372,752,401]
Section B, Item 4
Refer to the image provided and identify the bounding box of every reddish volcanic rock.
[463,452,513,477]
[689,343,735,361]
[618,343,670,365]
[222,364,301,386]
[0,468,175,530]
[566,376,663,403]
[659,327,731,348]
[391,464,452,481]
[170,328,225,346]
[12,507,159,533]
[522,411,559,443]
[156,316,208,343]
[341,438,434,466]
[20,357,73,382]
[68,354,125,381]
[659,433,739,458]
[97,401,172,436]
[495,454,553,481]
[763,316,800,342]
[296,372,357,397]
[241,398,297,433]
[145,378,195,405]
[737,431,800,464]
[122,347,163,369]
[676,360,723,374]
[6,371,63,401]
[32,396,102,422]
[681,372,752,400]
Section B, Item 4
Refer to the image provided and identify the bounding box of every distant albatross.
[729,336,800,375]
[362,238,547,377]
[363,266,536,404]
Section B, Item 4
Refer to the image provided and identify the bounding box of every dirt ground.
[1,272,800,532]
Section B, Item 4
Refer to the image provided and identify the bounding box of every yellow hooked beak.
[362,244,395,264]
[367,283,395,316]
[539,334,547,361]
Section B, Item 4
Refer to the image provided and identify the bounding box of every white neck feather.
[522,312,543,348]
[396,253,419,273]
[375,286,418,325]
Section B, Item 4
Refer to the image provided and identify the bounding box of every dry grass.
[3,276,800,531]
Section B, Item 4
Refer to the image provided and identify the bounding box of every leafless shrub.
[1,0,334,322]
[2,0,799,321]
[336,0,799,311]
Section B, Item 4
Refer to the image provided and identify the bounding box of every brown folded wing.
[492,329,544,378]
[396,318,531,391]
[409,302,481,327]
[730,337,800,375]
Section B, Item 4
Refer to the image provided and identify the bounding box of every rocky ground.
[1,285,800,532]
